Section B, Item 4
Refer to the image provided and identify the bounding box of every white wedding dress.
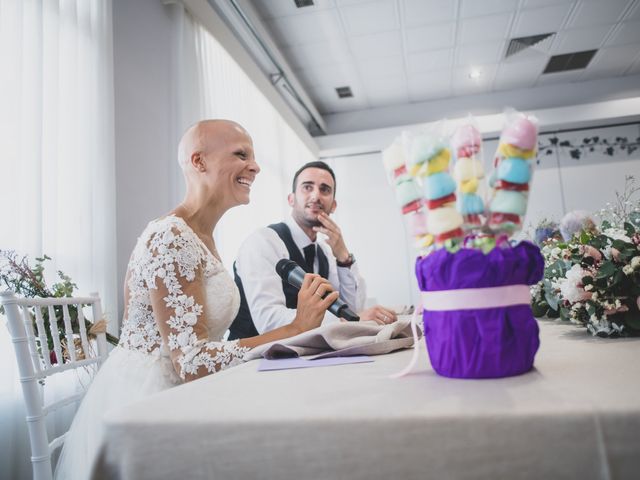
[55,215,249,480]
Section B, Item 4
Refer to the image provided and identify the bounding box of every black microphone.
[275,259,360,322]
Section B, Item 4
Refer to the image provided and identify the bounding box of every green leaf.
[545,307,560,318]
[612,239,631,251]
[545,290,560,311]
[545,259,567,279]
[596,261,617,279]
[601,220,612,230]
[624,222,635,236]
[626,315,640,331]
[610,270,624,286]
[581,257,595,268]
[531,302,549,317]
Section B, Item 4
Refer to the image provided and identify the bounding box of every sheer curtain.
[179,10,317,272]
[0,0,116,477]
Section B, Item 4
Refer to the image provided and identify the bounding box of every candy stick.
[451,122,486,231]
[408,132,463,245]
[488,111,539,234]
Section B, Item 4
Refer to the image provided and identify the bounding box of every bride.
[55,120,338,479]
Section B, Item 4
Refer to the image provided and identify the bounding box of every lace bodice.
[119,215,249,380]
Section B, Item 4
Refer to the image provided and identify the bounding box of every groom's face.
[288,167,336,229]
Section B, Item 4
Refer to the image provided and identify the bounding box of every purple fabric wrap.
[415,241,544,379]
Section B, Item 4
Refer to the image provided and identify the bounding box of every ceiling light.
[469,69,482,80]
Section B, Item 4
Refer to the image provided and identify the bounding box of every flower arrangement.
[532,217,560,246]
[531,177,640,337]
[0,250,119,363]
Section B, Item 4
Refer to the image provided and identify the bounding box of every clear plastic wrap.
[487,109,539,235]
[404,125,463,246]
[451,117,486,232]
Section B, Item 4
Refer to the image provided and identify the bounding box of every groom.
[228,161,397,340]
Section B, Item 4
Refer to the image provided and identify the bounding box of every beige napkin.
[244,318,417,361]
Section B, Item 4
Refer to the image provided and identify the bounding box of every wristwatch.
[336,253,355,268]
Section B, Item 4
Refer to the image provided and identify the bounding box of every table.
[92,320,640,480]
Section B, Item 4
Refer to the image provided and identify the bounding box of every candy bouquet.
[384,111,544,379]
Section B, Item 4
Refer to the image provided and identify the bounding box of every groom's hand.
[358,305,398,325]
[312,212,350,263]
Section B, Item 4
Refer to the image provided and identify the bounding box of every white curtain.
[0,0,116,477]
[179,10,317,272]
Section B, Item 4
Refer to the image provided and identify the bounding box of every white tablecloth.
[92,320,640,480]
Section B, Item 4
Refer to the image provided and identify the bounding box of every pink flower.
[611,248,621,262]
[604,304,629,315]
[581,245,602,262]
[632,233,640,246]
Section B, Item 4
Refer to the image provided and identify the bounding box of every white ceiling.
[251,0,640,116]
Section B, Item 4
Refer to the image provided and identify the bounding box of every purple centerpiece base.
[415,241,544,379]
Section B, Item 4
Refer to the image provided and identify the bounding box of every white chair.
[0,291,109,480]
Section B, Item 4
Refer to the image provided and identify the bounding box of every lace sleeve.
[143,224,250,381]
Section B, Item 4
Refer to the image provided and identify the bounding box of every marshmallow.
[496,157,531,184]
[427,206,464,235]
[423,172,456,201]
[500,116,538,150]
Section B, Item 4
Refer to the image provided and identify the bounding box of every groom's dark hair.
[291,161,337,195]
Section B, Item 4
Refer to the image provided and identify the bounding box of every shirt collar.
[285,215,315,250]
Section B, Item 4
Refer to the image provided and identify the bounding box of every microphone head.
[275,259,298,279]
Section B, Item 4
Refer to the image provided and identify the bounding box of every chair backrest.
[0,291,109,480]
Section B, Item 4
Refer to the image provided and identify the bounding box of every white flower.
[631,256,640,269]
[584,284,593,291]
[623,265,634,275]
[560,264,592,303]
[603,228,632,243]
[530,284,542,297]
[560,210,594,240]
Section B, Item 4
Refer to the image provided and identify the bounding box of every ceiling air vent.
[336,86,353,98]
[294,0,314,8]
[543,49,598,74]
[505,33,555,58]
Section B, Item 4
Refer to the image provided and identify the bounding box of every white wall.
[326,122,640,307]
[328,153,419,307]
[113,0,176,319]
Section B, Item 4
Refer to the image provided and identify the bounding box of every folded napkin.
[244,318,416,361]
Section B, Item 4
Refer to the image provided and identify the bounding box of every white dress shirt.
[235,216,367,334]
